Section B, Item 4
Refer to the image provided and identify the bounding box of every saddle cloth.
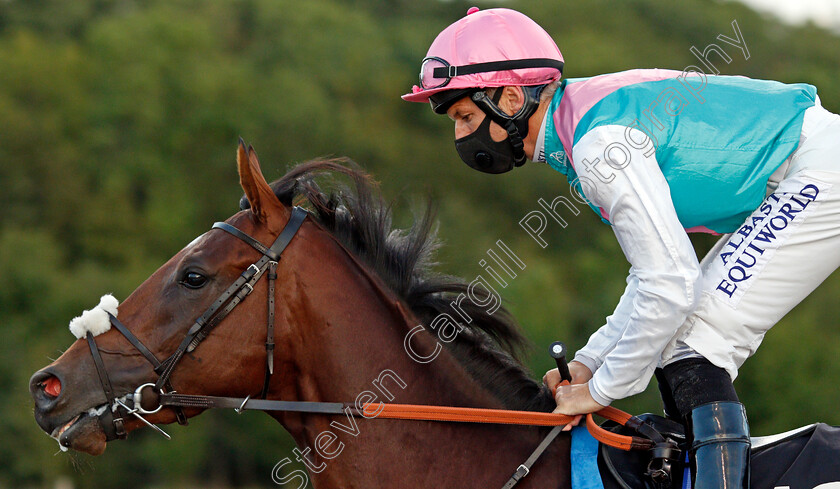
[570,414,840,489]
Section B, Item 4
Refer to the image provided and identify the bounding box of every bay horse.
[30,141,570,487]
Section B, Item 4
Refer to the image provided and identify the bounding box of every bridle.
[82,206,309,441]
[80,204,679,488]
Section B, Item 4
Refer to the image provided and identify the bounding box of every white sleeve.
[573,268,638,374]
[571,125,702,406]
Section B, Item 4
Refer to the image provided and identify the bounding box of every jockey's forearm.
[572,126,702,404]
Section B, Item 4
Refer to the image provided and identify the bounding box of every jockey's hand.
[543,361,597,431]
[542,360,593,391]
[552,382,606,427]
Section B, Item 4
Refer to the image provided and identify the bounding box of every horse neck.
[268,230,572,488]
[274,227,504,416]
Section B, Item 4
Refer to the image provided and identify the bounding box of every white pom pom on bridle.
[68,294,120,339]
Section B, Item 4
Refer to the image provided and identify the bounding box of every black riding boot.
[658,358,751,488]
[686,401,751,489]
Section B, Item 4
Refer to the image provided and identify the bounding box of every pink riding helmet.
[402,7,564,107]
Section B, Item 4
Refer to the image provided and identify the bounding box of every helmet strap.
[471,84,548,167]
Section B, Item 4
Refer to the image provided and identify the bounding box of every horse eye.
[180,271,207,289]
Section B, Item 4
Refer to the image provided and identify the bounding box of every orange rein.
[362,403,655,451]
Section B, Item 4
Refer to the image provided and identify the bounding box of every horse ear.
[237,138,282,222]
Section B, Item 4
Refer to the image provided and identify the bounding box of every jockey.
[402,7,840,489]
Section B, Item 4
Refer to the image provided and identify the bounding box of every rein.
[159,391,661,447]
[81,204,679,487]
[155,393,677,487]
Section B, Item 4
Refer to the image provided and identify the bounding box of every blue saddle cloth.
[574,416,840,489]
[571,426,604,489]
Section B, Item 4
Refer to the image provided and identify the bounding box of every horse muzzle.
[30,367,110,455]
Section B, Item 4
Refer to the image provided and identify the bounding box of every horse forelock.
[243,158,554,413]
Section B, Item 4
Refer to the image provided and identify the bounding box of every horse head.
[29,140,313,455]
[30,141,557,489]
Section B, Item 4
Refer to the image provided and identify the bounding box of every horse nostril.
[42,376,61,397]
[30,370,62,402]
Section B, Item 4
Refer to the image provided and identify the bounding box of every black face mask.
[454,113,521,174]
[453,85,548,174]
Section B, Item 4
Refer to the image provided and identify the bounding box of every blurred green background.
[2,0,839,487]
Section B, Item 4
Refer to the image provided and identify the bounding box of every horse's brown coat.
[31,143,572,487]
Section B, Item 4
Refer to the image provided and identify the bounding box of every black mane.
[241,158,554,413]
